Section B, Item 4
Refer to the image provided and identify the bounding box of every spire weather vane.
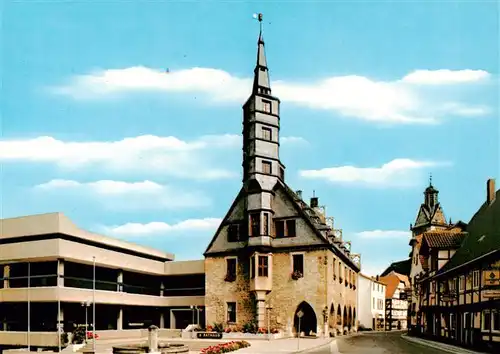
[253,13,263,34]
[429,173,433,186]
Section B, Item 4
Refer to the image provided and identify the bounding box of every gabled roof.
[203,181,361,271]
[436,188,500,276]
[381,258,411,277]
[379,271,409,299]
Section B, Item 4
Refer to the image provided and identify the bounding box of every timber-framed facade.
[413,179,500,352]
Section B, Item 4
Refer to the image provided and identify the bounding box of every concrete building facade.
[357,274,386,331]
[0,213,205,349]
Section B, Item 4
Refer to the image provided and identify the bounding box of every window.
[473,270,480,288]
[483,311,491,330]
[262,160,272,174]
[459,276,465,291]
[262,127,272,141]
[250,256,255,279]
[293,254,304,274]
[332,258,336,279]
[226,258,237,279]
[339,262,342,282]
[275,220,285,237]
[249,213,260,237]
[286,219,296,237]
[227,302,236,323]
[275,219,297,238]
[262,100,271,113]
[258,256,268,277]
[227,224,240,242]
[279,166,285,180]
[263,213,269,235]
[493,312,500,331]
[372,298,375,309]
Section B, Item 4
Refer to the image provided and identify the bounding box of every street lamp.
[92,257,96,353]
[81,301,91,343]
[266,303,273,341]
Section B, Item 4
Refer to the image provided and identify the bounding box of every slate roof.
[436,188,500,276]
[381,258,411,277]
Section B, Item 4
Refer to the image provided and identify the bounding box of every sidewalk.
[190,337,334,354]
[401,334,487,354]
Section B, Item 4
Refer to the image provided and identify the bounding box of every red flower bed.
[86,331,99,339]
[200,340,250,354]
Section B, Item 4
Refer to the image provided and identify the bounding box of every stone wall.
[205,256,254,327]
[205,248,359,336]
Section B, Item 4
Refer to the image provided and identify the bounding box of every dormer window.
[227,224,239,242]
[274,219,296,238]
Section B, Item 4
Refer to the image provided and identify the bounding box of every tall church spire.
[253,13,271,95]
[241,13,285,189]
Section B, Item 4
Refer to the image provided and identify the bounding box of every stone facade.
[205,249,358,336]
[204,19,360,338]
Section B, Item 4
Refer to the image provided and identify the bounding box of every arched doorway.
[328,303,335,329]
[294,302,317,336]
[348,307,352,330]
[353,308,357,328]
[336,304,342,327]
[343,306,348,333]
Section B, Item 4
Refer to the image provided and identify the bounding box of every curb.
[294,338,335,353]
[400,334,483,354]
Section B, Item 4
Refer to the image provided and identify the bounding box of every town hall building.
[203,22,361,337]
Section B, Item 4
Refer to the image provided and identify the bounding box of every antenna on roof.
[313,190,316,197]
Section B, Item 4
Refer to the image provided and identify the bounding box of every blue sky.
[1,0,498,275]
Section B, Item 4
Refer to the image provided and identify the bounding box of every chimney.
[487,179,496,204]
[310,197,319,208]
[376,275,379,281]
[296,190,303,200]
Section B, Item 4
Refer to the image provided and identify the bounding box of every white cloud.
[360,263,390,277]
[0,134,239,180]
[50,66,491,124]
[102,218,222,236]
[356,230,411,239]
[35,179,211,209]
[299,158,449,187]
[401,69,490,85]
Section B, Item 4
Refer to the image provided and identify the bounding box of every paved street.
[305,332,450,354]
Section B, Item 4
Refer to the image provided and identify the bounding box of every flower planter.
[222,332,284,340]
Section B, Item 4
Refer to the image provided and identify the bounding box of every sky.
[1,0,499,276]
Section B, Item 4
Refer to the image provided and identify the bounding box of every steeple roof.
[252,14,271,95]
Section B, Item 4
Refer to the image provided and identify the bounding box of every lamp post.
[296,310,304,350]
[190,306,195,325]
[266,303,273,341]
[81,301,90,343]
[92,257,96,353]
[28,262,31,352]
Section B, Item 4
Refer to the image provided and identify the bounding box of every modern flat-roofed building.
[0,212,205,349]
